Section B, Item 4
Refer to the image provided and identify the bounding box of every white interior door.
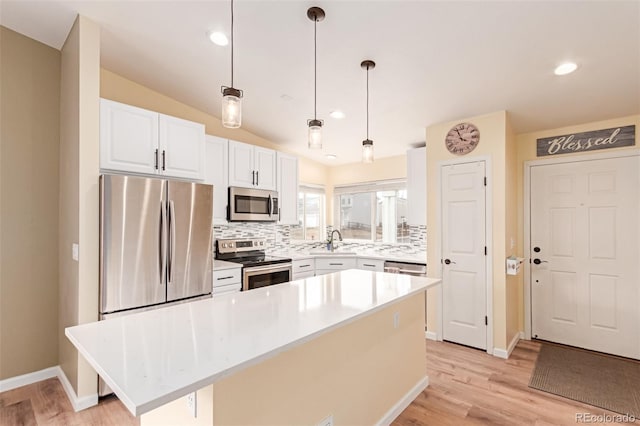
[442,161,487,350]
[531,156,640,359]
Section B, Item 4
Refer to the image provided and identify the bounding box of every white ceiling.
[2,1,639,165]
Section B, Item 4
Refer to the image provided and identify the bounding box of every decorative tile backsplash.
[214,223,426,257]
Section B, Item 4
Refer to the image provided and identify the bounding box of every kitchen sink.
[309,250,357,256]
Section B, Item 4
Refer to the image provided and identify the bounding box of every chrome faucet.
[329,229,343,252]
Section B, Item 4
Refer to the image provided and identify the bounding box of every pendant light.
[307,7,325,149]
[361,60,375,163]
[221,0,242,128]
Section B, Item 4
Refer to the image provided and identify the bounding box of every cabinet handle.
[252,171,255,185]
[299,264,311,268]
[329,263,343,266]
[256,171,259,186]
[216,276,235,280]
[363,264,376,267]
[162,150,166,171]
[154,149,159,170]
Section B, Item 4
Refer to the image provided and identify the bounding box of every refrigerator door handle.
[168,200,176,284]
[159,201,167,285]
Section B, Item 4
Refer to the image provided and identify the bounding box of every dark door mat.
[529,343,640,418]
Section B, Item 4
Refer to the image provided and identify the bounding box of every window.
[291,185,325,241]
[335,180,408,244]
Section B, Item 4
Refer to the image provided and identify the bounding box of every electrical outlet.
[393,312,400,329]
[186,392,197,418]
[72,243,79,261]
[317,415,333,426]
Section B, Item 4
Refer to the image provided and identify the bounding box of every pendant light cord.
[314,17,317,120]
[231,0,234,88]
[366,65,369,140]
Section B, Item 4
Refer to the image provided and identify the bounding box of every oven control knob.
[260,242,264,246]
[229,243,234,248]
[221,243,227,248]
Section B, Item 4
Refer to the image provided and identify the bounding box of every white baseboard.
[56,366,98,412]
[425,330,438,341]
[0,366,59,392]
[493,331,523,359]
[0,365,97,412]
[376,376,429,426]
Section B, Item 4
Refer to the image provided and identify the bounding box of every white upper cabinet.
[158,114,205,180]
[228,140,276,191]
[100,99,158,175]
[276,152,299,225]
[204,135,229,224]
[407,146,427,226]
[99,98,205,180]
[254,147,277,191]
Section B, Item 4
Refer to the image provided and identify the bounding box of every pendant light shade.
[307,7,325,149]
[222,87,242,128]
[308,119,323,149]
[221,0,243,129]
[361,60,376,163]
[362,139,374,163]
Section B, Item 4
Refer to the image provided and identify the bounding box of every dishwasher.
[383,260,427,277]
[384,261,428,331]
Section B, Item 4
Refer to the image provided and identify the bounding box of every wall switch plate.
[393,312,400,329]
[186,392,197,418]
[72,243,79,261]
[317,415,333,426]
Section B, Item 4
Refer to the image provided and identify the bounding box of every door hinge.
[485,316,488,326]
[484,246,487,255]
[484,177,487,186]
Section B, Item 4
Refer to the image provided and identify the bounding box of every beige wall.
[515,114,640,332]
[0,26,60,379]
[425,111,511,351]
[142,292,426,425]
[58,15,101,396]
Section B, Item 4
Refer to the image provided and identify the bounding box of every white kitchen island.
[66,270,440,425]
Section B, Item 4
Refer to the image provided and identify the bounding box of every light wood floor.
[1,339,638,425]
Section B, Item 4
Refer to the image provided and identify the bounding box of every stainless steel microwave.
[228,186,279,222]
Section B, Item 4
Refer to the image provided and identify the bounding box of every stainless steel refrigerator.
[99,174,214,320]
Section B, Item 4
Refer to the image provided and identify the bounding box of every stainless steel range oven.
[216,238,292,291]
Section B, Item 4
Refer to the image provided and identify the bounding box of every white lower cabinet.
[213,267,242,296]
[292,259,315,280]
[315,257,357,277]
[356,258,385,272]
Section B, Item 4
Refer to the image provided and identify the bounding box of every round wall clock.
[445,122,480,155]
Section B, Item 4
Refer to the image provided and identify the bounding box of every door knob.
[444,259,456,265]
[533,258,548,265]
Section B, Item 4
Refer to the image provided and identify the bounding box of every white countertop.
[272,249,427,264]
[66,270,440,417]
[213,259,242,270]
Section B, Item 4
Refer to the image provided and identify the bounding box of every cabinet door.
[228,140,255,188]
[158,114,205,180]
[254,147,277,190]
[407,146,427,226]
[277,152,299,224]
[100,99,159,175]
[205,136,229,224]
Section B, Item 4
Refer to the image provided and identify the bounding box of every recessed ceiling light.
[326,154,337,160]
[329,110,345,119]
[554,62,578,76]
[208,31,228,46]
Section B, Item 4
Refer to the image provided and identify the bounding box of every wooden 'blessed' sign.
[536,125,635,157]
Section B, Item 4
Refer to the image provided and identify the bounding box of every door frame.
[523,149,640,340]
[437,155,493,355]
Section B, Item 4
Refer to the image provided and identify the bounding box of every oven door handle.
[267,194,272,216]
[244,263,292,275]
